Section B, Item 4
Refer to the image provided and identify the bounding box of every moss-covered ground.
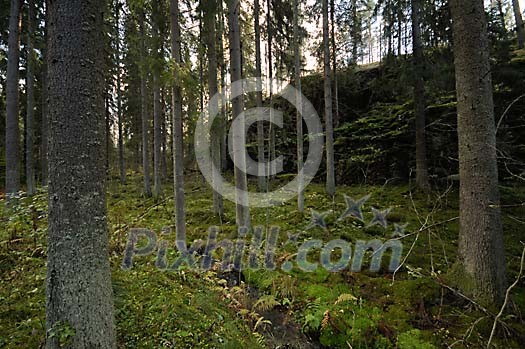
[1,175,524,348]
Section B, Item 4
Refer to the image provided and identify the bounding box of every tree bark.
[204,0,224,216]
[228,0,251,228]
[45,0,116,347]
[411,0,430,191]
[323,0,336,196]
[330,0,339,128]
[5,0,22,198]
[254,0,266,192]
[26,0,36,196]
[512,0,525,48]
[153,1,162,199]
[294,0,304,213]
[170,0,187,248]
[450,0,506,304]
[139,10,152,197]
[116,0,126,184]
[267,0,276,180]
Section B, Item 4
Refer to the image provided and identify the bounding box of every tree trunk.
[5,0,22,198]
[170,0,187,248]
[267,0,276,180]
[450,0,506,304]
[411,0,430,191]
[323,0,336,196]
[45,0,116,347]
[351,0,358,63]
[41,0,49,187]
[330,0,339,127]
[116,0,126,184]
[26,0,36,196]
[153,2,162,199]
[139,11,152,197]
[512,0,525,48]
[254,0,266,192]
[294,0,304,213]
[228,0,251,228]
[204,0,224,216]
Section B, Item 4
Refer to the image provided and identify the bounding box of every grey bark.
[5,0,22,198]
[41,0,49,187]
[139,11,152,197]
[45,0,116,347]
[228,0,251,228]
[323,0,336,196]
[26,0,36,196]
[411,0,430,191]
[450,0,507,304]
[204,0,224,216]
[153,2,162,199]
[330,0,339,127]
[512,0,525,48]
[294,0,304,213]
[254,0,266,192]
[170,0,187,247]
[116,0,126,184]
[267,0,276,179]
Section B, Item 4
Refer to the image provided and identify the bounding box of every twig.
[486,243,525,348]
[496,94,525,134]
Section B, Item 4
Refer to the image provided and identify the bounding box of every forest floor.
[1,174,525,348]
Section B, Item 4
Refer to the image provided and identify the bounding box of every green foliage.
[397,329,436,349]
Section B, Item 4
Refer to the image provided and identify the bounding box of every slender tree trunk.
[5,0,22,198]
[228,0,251,228]
[450,0,506,304]
[153,74,162,199]
[267,0,276,180]
[139,11,152,197]
[323,0,336,196]
[170,0,187,248]
[116,0,126,184]
[153,2,162,199]
[26,0,36,196]
[512,0,525,48]
[41,0,48,186]
[412,0,430,191]
[218,0,228,172]
[294,0,304,213]
[204,0,224,216]
[45,0,116,347]
[330,0,339,127]
[160,90,168,180]
[254,0,266,192]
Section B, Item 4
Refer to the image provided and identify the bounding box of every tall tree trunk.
[153,2,162,199]
[45,0,116,347]
[153,74,162,198]
[294,0,304,213]
[41,0,48,187]
[139,11,152,197]
[160,89,168,180]
[254,0,266,192]
[170,0,187,248]
[105,95,111,175]
[26,0,36,196]
[5,0,22,198]
[330,0,339,127]
[450,0,506,304]
[411,0,430,191]
[267,0,276,180]
[116,0,126,184]
[323,0,336,196]
[228,0,251,228]
[512,0,525,48]
[204,0,224,216]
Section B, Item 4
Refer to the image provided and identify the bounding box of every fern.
[253,295,280,312]
[334,293,358,305]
